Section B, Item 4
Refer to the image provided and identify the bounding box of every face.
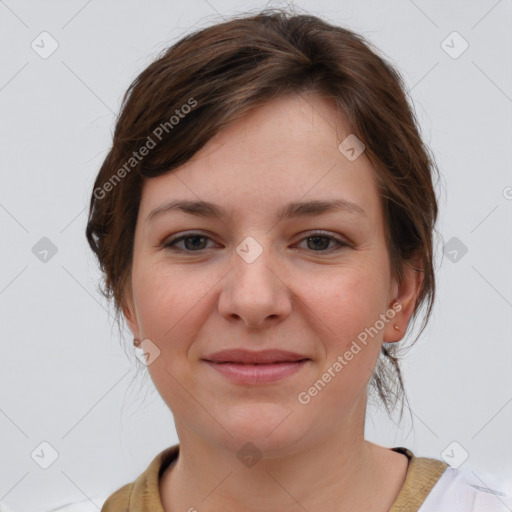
[124,94,421,457]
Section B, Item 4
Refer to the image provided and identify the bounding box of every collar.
[104,444,448,511]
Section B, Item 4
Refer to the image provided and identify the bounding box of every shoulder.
[389,450,449,511]
[390,447,511,512]
[101,482,134,511]
[420,466,512,512]
[100,444,180,512]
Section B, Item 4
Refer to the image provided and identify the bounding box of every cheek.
[131,263,200,343]
[293,265,388,400]
[132,266,204,405]
[296,263,389,339]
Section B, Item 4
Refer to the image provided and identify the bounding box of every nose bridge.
[218,235,290,327]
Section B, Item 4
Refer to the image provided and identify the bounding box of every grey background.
[1,0,511,511]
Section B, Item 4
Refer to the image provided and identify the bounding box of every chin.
[217,402,306,456]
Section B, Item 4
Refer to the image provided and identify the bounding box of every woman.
[86,8,510,512]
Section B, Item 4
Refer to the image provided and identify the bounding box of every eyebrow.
[146,198,366,225]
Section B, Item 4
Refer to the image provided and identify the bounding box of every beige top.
[101,444,449,511]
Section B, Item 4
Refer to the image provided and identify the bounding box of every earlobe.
[384,256,424,343]
[121,285,140,339]
[383,300,404,343]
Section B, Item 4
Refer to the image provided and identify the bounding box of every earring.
[133,337,141,347]
[393,324,400,331]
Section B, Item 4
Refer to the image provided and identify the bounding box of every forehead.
[138,94,383,225]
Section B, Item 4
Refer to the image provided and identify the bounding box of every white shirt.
[420,466,512,512]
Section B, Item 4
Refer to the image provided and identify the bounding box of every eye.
[163,232,216,252]
[295,232,350,252]
[162,231,350,253]
[163,232,350,252]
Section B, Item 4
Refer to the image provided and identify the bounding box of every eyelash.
[162,231,350,254]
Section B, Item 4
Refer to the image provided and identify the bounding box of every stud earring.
[393,324,400,331]
[133,337,141,347]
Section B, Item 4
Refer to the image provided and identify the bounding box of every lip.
[204,360,309,384]
[202,349,309,364]
[202,349,310,385]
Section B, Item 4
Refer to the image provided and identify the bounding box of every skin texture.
[123,93,422,511]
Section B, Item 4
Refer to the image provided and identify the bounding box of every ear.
[121,278,141,340]
[383,254,424,343]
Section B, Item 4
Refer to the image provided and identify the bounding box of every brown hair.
[86,7,440,420]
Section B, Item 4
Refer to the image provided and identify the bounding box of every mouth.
[203,348,310,364]
[206,359,310,365]
[203,359,310,384]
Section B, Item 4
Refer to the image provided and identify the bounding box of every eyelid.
[295,231,351,251]
[161,231,218,250]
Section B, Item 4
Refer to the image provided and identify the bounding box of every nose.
[217,243,292,329]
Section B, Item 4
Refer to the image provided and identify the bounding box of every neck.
[160,429,408,512]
